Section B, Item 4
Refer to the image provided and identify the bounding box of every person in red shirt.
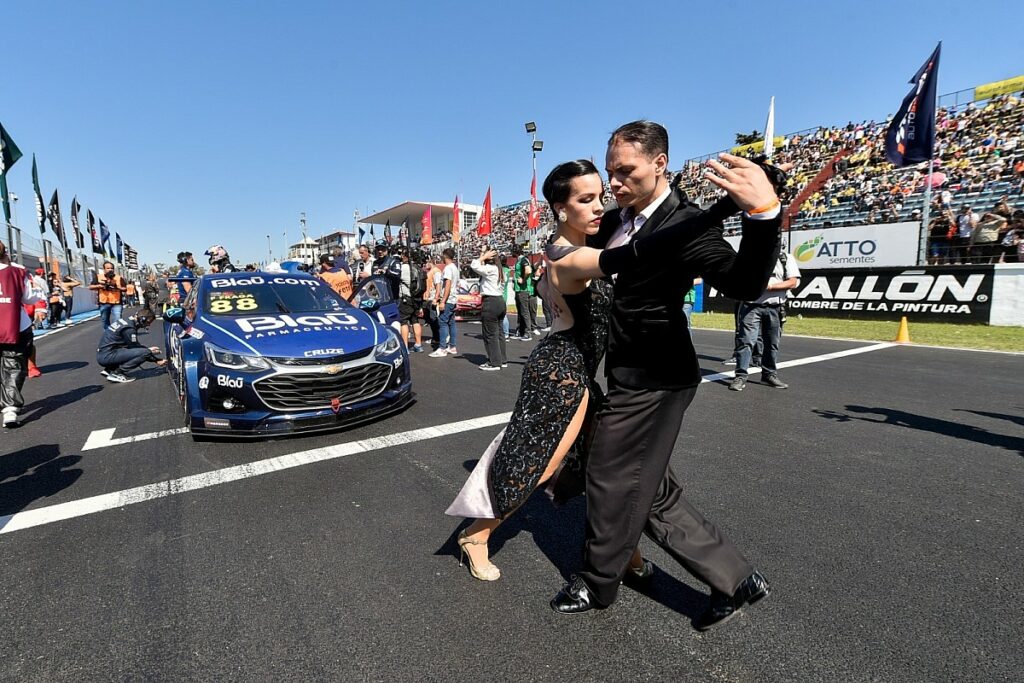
[0,241,46,427]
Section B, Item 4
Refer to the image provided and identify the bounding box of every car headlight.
[374,329,401,357]
[205,344,271,372]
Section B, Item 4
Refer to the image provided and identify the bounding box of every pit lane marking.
[83,426,191,451]
[700,342,896,383]
[77,342,897,453]
[0,412,512,535]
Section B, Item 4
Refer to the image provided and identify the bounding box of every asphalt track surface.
[1,316,1021,682]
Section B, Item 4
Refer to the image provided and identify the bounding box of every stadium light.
[532,140,544,152]
[524,121,536,134]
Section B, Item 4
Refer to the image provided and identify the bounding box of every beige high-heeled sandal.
[457,530,501,581]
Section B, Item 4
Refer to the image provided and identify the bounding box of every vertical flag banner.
[763,96,776,160]
[384,219,392,244]
[452,195,460,243]
[358,225,365,244]
[70,196,84,249]
[116,233,123,263]
[47,189,68,255]
[885,42,941,167]
[99,219,111,257]
[88,210,102,254]
[527,172,539,229]
[0,122,23,224]
[32,155,46,234]
[477,187,492,236]
[420,206,433,245]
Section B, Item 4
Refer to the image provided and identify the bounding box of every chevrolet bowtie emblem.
[324,365,343,375]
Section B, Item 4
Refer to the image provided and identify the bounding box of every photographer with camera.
[89,261,127,329]
[96,309,167,384]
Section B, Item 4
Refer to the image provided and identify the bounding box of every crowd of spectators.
[672,91,1024,261]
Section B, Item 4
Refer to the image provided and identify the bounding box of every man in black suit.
[551,121,782,630]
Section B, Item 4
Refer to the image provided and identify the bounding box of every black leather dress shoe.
[692,570,771,631]
[550,575,600,614]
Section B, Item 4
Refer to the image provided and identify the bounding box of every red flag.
[477,187,492,236]
[527,171,539,229]
[421,206,433,245]
[452,195,460,243]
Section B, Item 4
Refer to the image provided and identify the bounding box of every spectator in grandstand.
[511,243,536,340]
[729,251,800,392]
[429,248,460,357]
[89,261,127,329]
[471,247,507,370]
[60,274,81,324]
[972,210,1007,264]
[954,205,978,264]
[928,207,955,265]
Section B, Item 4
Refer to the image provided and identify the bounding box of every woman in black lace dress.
[446,160,655,581]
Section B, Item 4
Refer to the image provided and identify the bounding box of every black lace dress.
[446,245,612,519]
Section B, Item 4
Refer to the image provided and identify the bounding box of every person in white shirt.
[470,247,507,370]
[729,251,801,391]
[429,248,461,357]
[0,241,46,427]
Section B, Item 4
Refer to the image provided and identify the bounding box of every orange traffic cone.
[894,316,911,344]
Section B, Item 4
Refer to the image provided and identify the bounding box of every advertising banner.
[725,222,920,270]
[704,266,995,323]
[974,75,1024,102]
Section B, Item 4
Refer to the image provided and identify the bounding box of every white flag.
[763,96,776,160]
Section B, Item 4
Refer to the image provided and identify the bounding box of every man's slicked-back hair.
[608,120,669,159]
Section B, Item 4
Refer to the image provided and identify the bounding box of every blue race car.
[162,271,411,438]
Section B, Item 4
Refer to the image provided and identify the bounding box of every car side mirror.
[163,307,186,324]
[359,298,380,313]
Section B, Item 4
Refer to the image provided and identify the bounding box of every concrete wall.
[990,264,1024,326]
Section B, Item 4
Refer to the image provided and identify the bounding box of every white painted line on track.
[700,342,895,384]
[0,412,512,535]
[4,341,895,536]
[82,426,191,451]
[80,342,897,452]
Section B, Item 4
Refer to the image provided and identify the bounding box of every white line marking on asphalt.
[700,342,895,383]
[1,412,512,535]
[82,426,191,451]
[80,343,897,452]
[4,341,896,535]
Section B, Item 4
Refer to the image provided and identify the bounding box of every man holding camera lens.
[89,261,127,329]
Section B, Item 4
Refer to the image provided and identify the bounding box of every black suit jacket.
[590,186,781,390]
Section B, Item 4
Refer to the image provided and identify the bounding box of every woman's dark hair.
[542,159,601,210]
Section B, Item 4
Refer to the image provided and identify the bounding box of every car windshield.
[203,274,348,316]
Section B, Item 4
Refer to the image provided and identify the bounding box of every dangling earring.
[557,210,568,223]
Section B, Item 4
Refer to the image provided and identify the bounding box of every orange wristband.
[748,200,781,215]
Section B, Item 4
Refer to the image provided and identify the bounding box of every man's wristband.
[748,200,781,215]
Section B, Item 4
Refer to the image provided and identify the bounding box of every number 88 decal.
[210,297,257,313]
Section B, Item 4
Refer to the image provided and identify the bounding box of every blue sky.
[3,0,1021,267]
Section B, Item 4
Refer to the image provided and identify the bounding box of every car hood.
[193,308,383,360]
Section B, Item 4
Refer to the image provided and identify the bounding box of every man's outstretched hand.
[705,153,789,213]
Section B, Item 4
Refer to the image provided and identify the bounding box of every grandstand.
[426,81,1023,267]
